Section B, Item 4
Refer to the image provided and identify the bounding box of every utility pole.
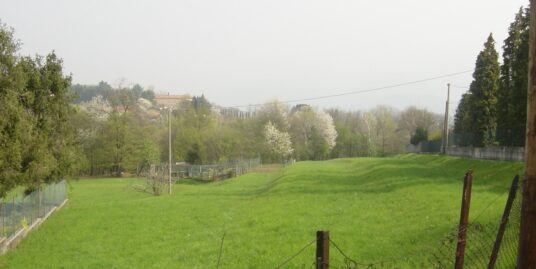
[168,107,172,194]
[518,0,536,266]
[442,83,451,154]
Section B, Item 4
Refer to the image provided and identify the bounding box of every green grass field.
[0,154,524,268]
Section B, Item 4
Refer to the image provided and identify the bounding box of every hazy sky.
[0,0,528,114]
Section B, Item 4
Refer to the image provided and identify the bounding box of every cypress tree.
[509,7,530,146]
[467,34,500,147]
[497,7,529,146]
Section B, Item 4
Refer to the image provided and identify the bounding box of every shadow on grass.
[176,178,213,185]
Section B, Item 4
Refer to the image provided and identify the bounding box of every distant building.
[154,93,192,108]
[290,104,311,114]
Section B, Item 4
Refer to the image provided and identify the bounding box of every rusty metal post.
[455,170,474,269]
[487,175,519,269]
[316,231,329,269]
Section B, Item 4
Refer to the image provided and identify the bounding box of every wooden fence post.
[518,0,536,266]
[487,175,519,269]
[455,170,474,269]
[316,231,329,269]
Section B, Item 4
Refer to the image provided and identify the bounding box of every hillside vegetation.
[0,154,523,268]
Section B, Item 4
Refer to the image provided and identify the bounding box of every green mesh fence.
[0,180,67,240]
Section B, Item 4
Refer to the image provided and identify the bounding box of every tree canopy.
[0,23,77,197]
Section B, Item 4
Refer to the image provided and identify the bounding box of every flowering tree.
[314,110,337,150]
[289,107,338,160]
[264,121,294,160]
[81,95,112,121]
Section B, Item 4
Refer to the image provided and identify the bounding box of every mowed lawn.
[0,154,523,268]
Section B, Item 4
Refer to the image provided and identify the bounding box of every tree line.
[70,89,443,176]
[453,7,529,147]
[1,20,445,196]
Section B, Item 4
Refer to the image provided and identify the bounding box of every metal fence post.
[487,175,520,269]
[316,231,329,269]
[455,170,474,269]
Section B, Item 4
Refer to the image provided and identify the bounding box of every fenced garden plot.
[142,158,262,195]
[171,157,262,181]
[0,180,67,252]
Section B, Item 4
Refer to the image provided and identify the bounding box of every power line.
[450,84,470,89]
[228,69,474,108]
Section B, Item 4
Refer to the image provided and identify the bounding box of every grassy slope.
[0,154,523,268]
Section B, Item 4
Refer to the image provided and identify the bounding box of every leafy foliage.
[0,23,77,197]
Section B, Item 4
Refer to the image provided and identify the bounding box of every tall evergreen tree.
[509,7,530,146]
[467,34,500,147]
[497,7,530,146]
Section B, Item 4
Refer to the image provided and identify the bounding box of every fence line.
[170,157,262,180]
[0,180,67,246]
[143,158,263,195]
[149,157,262,183]
[446,146,524,161]
[275,173,521,268]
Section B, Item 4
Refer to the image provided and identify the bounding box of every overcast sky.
[0,0,528,114]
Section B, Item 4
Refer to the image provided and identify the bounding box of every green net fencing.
[0,180,67,240]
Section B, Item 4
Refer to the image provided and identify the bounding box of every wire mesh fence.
[0,180,67,240]
[170,157,262,181]
[272,174,522,269]
[144,158,263,195]
[426,177,521,269]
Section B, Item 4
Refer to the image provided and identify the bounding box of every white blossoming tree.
[314,110,337,150]
[81,95,112,121]
[289,107,337,160]
[264,121,294,161]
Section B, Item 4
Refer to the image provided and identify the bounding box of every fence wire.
[145,158,262,195]
[273,239,316,269]
[427,180,521,269]
[0,180,67,240]
[322,176,522,269]
[149,157,261,183]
